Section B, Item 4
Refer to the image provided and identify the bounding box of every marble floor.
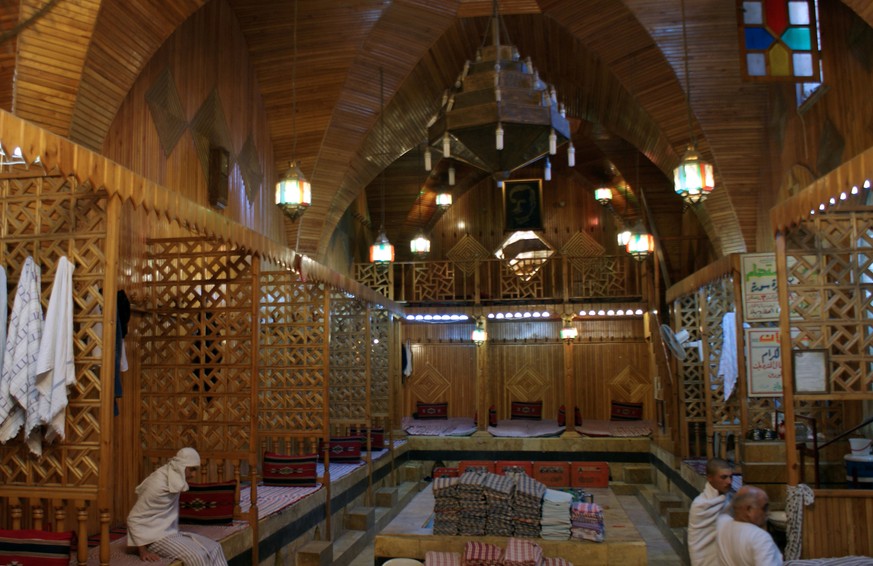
[347,490,683,566]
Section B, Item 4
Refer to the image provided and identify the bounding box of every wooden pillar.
[561,314,580,437]
[322,290,332,538]
[249,256,260,566]
[475,317,490,434]
[775,232,800,485]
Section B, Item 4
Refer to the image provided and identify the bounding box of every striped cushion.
[179,481,236,524]
[557,405,566,426]
[320,437,363,462]
[610,401,643,421]
[349,426,385,449]
[0,529,72,565]
[263,452,318,486]
[510,401,542,420]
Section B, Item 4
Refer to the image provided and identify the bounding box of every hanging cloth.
[718,312,739,401]
[35,256,76,447]
[0,257,44,449]
[785,483,815,560]
[0,266,7,377]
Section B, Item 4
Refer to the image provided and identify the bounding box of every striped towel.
[503,537,543,566]
[463,541,503,566]
[425,551,462,566]
[542,558,574,566]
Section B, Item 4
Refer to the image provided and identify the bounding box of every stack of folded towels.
[432,476,460,535]
[512,474,547,537]
[456,471,488,536]
[502,537,544,566]
[570,501,605,542]
[463,541,504,566]
[424,550,462,566]
[482,472,516,536]
[540,488,573,540]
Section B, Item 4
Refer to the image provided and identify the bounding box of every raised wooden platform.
[374,483,648,565]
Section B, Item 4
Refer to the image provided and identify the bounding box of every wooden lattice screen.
[369,308,390,419]
[329,292,369,424]
[139,238,257,472]
[0,173,116,557]
[257,270,328,455]
[675,292,707,457]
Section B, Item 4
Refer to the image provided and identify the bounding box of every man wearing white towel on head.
[127,447,227,565]
[688,458,734,566]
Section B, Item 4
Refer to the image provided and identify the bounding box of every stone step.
[344,506,375,531]
[635,485,690,566]
[329,530,367,566]
[399,462,424,483]
[623,463,654,484]
[610,481,640,496]
[666,506,690,528]
[375,486,398,508]
[295,539,332,566]
[653,492,684,515]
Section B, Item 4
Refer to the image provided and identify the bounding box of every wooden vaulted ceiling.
[2,0,872,278]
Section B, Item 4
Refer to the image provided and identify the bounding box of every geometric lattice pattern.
[412,261,457,302]
[499,260,544,299]
[145,68,187,157]
[447,235,490,276]
[701,278,741,443]
[354,263,392,299]
[258,272,326,448]
[675,292,706,456]
[369,309,390,417]
[561,230,606,257]
[568,256,636,299]
[0,176,108,494]
[140,238,254,456]
[329,292,368,422]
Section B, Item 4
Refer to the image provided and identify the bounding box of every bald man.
[688,458,734,566]
[716,485,783,566]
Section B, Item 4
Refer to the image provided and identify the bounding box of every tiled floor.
[347,491,683,566]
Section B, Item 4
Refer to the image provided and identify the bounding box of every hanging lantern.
[594,187,612,206]
[369,228,395,263]
[471,319,487,345]
[626,223,654,261]
[410,231,431,258]
[617,228,632,248]
[275,161,312,220]
[673,145,715,205]
[436,192,453,210]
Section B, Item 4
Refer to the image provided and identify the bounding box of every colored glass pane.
[788,1,810,25]
[745,27,775,50]
[747,53,767,76]
[793,53,813,76]
[765,0,789,35]
[769,43,791,76]
[782,27,811,50]
[743,1,763,24]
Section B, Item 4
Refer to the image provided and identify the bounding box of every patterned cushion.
[510,401,543,420]
[415,402,448,420]
[557,405,566,426]
[349,427,385,449]
[0,529,72,565]
[263,452,318,487]
[179,481,236,524]
[320,437,363,462]
[489,405,497,427]
[610,401,644,421]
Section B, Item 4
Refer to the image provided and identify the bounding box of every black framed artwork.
[502,179,544,232]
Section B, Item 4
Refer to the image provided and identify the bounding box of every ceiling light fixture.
[472,318,488,346]
[673,0,715,205]
[275,0,312,220]
[410,189,431,258]
[370,68,394,264]
[425,0,572,180]
[594,187,613,206]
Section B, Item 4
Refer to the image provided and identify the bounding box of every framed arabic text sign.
[793,349,828,394]
[503,179,544,232]
[741,253,779,321]
[746,328,782,396]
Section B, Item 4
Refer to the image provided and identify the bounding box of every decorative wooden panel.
[492,343,563,418]
[674,292,706,457]
[329,292,368,422]
[574,339,650,421]
[402,343,476,418]
[369,309,391,417]
[355,264,393,299]
[140,238,255,456]
[258,271,327,454]
[801,490,873,558]
[0,175,109,497]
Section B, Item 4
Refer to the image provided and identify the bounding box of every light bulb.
[567,143,575,167]
[549,128,557,155]
[424,147,432,171]
[496,123,504,150]
[448,164,456,186]
[442,133,450,157]
[544,158,552,181]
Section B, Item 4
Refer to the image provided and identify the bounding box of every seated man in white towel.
[717,485,783,566]
[127,447,227,565]
[688,458,734,566]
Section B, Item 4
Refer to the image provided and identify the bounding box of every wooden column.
[561,326,580,438]
[475,317,490,435]
[775,232,800,486]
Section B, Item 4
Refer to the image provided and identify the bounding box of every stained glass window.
[738,0,821,83]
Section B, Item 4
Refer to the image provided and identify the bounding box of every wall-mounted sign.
[741,253,779,322]
[746,328,782,396]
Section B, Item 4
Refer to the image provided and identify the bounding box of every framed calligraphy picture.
[502,179,543,232]
[741,253,779,321]
[793,349,828,394]
[746,328,783,396]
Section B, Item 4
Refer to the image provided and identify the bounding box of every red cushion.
[510,401,543,420]
[320,437,363,462]
[489,405,497,427]
[415,402,448,420]
[263,452,318,486]
[610,401,644,421]
[179,481,236,524]
[557,405,566,426]
[575,406,582,426]
[349,427,385,449]
[0,529,72,566]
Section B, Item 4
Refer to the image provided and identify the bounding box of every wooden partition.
[800,490,873,558]
[0,171,117,564]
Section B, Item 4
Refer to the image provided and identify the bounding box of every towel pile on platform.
[456,471,488,536]
[482,471,516,536]
[503,537,544,566]
[432,476,460,535]
[541,558,574,566]
[513,474,547,537]
[463,541,504,566]
[424,550,462,566]
[540,488,573,540]
[570,501,605,542]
